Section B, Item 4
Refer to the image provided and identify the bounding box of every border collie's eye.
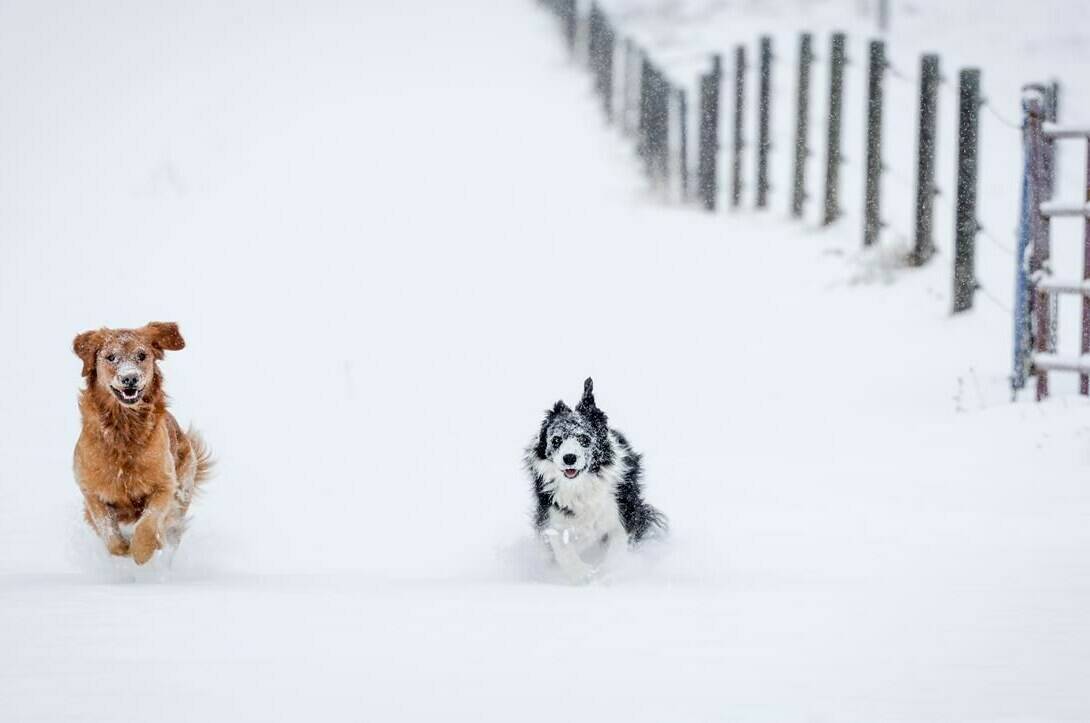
[551,436,561,447]
[136,351,147,362]
[577,435,591,447]
[106,354,117,363]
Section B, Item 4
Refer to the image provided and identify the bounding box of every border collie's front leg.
[543,528,595,582]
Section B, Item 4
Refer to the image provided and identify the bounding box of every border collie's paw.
[563,560,597,585]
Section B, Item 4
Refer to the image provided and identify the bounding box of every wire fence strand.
[979,225,1016,256]
[977,283,1012,314]
[980,98,1023,131]
[886,61,918,86]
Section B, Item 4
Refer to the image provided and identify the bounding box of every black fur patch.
[610,432,667,542]
[575,377,613,472]
[532,473,552,528]
[534,400,570,460]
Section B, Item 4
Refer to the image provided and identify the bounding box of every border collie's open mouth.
[563,468,579,479]
[111,386,142,405]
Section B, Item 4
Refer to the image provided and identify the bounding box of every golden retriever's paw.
[130,522,160,565]
[105,536,130,557]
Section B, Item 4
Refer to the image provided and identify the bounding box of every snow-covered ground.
[1,1,1089,721]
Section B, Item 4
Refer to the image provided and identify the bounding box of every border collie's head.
[534,378,614,479]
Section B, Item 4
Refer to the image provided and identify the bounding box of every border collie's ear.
[577,377,596,410]
[577,376,608,428]
[144,322,185,352]
[535,400,570,458]
[73,330,103,378]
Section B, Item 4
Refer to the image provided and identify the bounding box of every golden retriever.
[72,322,212,564]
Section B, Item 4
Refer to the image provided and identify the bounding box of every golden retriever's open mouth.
[111,386,143,405]
[563,468,580,479]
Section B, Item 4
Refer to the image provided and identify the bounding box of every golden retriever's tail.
[187,426,215,489]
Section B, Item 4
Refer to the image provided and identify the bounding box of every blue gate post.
[1011,127,1033,397]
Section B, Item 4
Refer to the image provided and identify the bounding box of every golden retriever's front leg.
[131,487,176,565]
[82,494,128,557]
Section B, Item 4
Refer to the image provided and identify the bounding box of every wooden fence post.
[623,40,636,135]
[756,36,773,208]
[952,68,980,312]
[731,45,747,208]
[564,0,577,56]
[641,64,669,187]
[639,56,651,171]
[697,55,722,211]
[655,68,670,187]
[862,40,885,246]
[822,32,846,225]
[601,17,615,121]
[589,5,606,114]
[678,88,690,202]
[588,3,600,74]
[910,54,940,265]
[791,33,813,218]
[648,66,659,181]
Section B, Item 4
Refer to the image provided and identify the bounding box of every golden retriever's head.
[73,322,185,406]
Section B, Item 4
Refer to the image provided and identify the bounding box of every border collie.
[524,378,666,581]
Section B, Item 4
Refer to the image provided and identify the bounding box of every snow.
[2,1,1089,721]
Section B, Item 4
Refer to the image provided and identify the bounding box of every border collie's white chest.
[543,470,622,550]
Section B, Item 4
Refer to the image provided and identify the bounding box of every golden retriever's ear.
[145,322,186,352]
[73,330,102,377]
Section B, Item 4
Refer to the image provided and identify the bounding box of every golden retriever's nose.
[119,373,139,387]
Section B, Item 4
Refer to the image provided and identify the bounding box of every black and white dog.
[525,378,666,581]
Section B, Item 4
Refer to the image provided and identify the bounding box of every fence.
[536,0,1081,403]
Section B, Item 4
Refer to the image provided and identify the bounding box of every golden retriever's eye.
[551,436,562,447]
[136,351,147,362]
[106,353,118,363]
[577,434,591,447]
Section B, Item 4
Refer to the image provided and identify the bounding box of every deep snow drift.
[1,1,1089,721]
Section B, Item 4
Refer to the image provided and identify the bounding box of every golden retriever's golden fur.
[72,322,212,564]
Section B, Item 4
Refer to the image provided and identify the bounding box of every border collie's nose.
[563,454,577,466]
[119,374,139,388]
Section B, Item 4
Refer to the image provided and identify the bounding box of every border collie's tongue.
[563,469,579,479]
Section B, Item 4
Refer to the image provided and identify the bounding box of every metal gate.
[1012,85,1090,400]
